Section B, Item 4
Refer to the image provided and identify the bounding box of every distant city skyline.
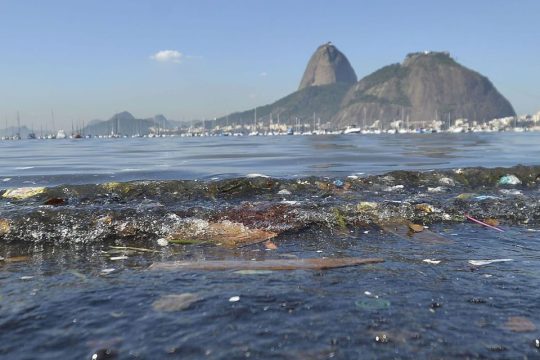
[1,0,539,129]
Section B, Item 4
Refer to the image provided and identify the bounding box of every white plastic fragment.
[428,186,445,193]
[101,268,116,274]
[110,256,128,261]
[439,177,455,186]
[278,189,291,195]
[229,296,240,302]
[498,174,521,185]
[423,259,441,265]
[20,276,34,280]
[2,187,45,199]
[157,238,169,246]
[468,259,513,266]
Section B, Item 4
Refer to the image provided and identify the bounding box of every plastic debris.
[229,296,240,302]
[428,186,445,193]
[157,238,169,246]
[504,316,536,332]
[152,293,200,312]
[483,218,500,227]
[0,219,10,235]
[465,214,504,232]
[333,179,344,187]
[20,276,34,280]
[415,203,434,213]
[374,334,389,343]
[101,269,115,274]
[264,240,278,250]
[474,195,500,201]
[109,246,159,253]
[468,259,513,266]
[423,259,441,265]
[2,187,45,199]
[168,220,277,248]
[439,177,455,186]
[110,256,128,261]
[277,189,291,195]
[499,189,522,196]
[383,185,404,192]
[498,174,521,185]
[150,257,384,271]
[91,348,118,360]
[408,223,424,233]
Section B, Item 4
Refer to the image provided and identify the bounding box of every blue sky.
[1,0,539,128]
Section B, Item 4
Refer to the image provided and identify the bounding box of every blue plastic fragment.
[498,174,521,185]
[333,179,344,187]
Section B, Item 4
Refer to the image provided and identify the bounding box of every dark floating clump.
[1,165,540,246]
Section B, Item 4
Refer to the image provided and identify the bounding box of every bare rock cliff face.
[333,52,515,128]
[298,42,357,90]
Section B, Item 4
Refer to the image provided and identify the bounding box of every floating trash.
[468,259,513,266]
[110,256,128,261]
[408,223,424,233]
[423,259,441,265]
[465,214,504,232]
[150,257,384,271]
[156,238,169,246]
[374,334,389,343]
[2,187,45,199]
[498,174,521,186]
[439,177,455,186]
[0,219,10,235]
[474,195,500,201]
[264,240,278,250]
[277,189,291,195]
[229,296,240,302]
[168,220,277,248]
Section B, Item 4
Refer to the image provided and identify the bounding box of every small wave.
[14,166,34,170]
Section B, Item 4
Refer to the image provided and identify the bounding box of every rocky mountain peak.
[298,42,357,90]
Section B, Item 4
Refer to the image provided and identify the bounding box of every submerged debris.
[168,220,277,248]
[152,293,200,312]
[504,316,536,333]
[150,257,384,271]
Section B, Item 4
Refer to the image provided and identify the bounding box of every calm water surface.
[1,132,540,186]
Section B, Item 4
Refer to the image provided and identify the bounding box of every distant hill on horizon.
[217,44,516,130]
[82,111,175,136]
